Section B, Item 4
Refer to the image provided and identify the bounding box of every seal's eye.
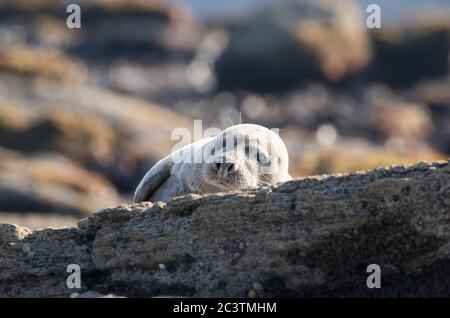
[210,147,216,156]
[257,152,271,166]
[256,152,263,163]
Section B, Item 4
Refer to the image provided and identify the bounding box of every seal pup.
[134,124,292,203]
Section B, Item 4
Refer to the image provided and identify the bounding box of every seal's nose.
[215,162,236,179]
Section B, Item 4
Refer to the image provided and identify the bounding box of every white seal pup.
[134,124,292,203]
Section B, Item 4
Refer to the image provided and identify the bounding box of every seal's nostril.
[227,163,235,173]
[215,162,221,170]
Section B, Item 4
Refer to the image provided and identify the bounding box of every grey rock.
[70,291,124,298]
[215,0,371,91]
[0,161,449,297]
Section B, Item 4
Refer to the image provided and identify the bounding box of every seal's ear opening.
[134,155,173,203]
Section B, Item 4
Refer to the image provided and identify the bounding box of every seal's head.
[199,124,291,191]
[134,124,292,203]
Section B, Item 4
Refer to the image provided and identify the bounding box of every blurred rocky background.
[0,0,448,229]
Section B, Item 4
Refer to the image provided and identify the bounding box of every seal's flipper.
[134,138,213,203]
[134,155,173,203]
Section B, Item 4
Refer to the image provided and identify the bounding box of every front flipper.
[134,137,214,203]
[134,155,173,203]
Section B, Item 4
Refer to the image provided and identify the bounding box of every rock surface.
[0,0,449,227]
[1,160,449,297]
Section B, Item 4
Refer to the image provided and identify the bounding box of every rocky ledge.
[1,161,449,298]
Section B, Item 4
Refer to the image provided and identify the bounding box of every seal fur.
[134,124,292,203]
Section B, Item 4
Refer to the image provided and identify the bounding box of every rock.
[0,0,200,56]
[0,46,85,84]
[370,100,433,143]
[0,212,78,230]
[0,150,119,216]
[282,130,444,177]
[0,0,203,101]
[0,71,192,193]
[0,161,449,297]
[368,13,450,87]
[214,0,371,91]
[70,291,124,298]
[404,78,450,155]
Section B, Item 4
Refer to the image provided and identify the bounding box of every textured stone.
[0,161,449,297]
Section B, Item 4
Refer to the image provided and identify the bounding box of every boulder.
[214,0,371,91]
[368,13,450,87]
[0,150,119,216]
[0,71,192,193]
[1,160,449,297]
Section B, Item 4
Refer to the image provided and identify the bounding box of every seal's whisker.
[257,180,271,186]
[226,113,234,126]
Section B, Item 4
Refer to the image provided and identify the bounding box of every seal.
[134,124,292,203]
